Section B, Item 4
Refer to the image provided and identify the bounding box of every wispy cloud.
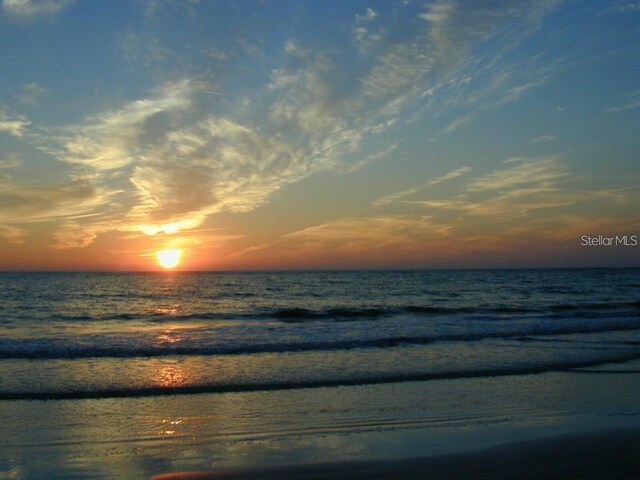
[0,153,22,169]
[604,91,640,112]
[16,82,46,105]
[0,224,27,244]
[360,0,555,117]
[54,79,195,171]
[493,80,546,107]
[373,166,471,207]
[40,66,395,244]
[372,187,421,208]
[117,30,172,67]
[430,114,475,141]
[356,7,378,22]
[0,173,123,248]
[532,134,556,143]
[427,166,471,186]
[43,79,297,239]
[610,1,640,13]
[353,6,382,53]
[409,156,631,223]
[0,108,30,137]
[346,142,398,174]
[0,176,107,225]
[282,215,452,254]
[142,0,201,18]
[467,155,566,192]
[127,115,303,223]
[2,0,73,18]
[286,154,634,263]
[1,1,570,252]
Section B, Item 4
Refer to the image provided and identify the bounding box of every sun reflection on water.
[158,419,184,436]
[153,304,180,315]
[155,329,182,345]
[152,364,189,388]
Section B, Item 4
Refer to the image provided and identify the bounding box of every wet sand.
[152,428,640,480]
[4,366,640,479]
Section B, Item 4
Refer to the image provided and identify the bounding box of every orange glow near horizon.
[156,249,182,269]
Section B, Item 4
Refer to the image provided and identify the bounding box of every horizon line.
[1,266,639,274]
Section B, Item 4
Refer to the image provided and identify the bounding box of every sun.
[156,249,182,269]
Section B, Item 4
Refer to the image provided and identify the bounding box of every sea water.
[1,269,639,400]
[2,269,640,479]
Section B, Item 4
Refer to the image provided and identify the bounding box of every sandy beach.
[3,361,640,479]
[152,428,640,479]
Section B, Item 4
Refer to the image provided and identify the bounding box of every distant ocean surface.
[1,269,640,401]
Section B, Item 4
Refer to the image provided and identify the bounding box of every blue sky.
[0,0,639,270]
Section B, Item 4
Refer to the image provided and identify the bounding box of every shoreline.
[152,427,640,480]
[6,352,640,401]
[3,359,640,479]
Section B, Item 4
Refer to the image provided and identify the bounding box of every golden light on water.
[156,249,182,269]
[153,364,189,388]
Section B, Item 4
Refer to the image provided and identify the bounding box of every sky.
[0,0,639,271]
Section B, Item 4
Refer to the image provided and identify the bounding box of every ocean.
[1,269,640,478]
[1,269,640,399]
